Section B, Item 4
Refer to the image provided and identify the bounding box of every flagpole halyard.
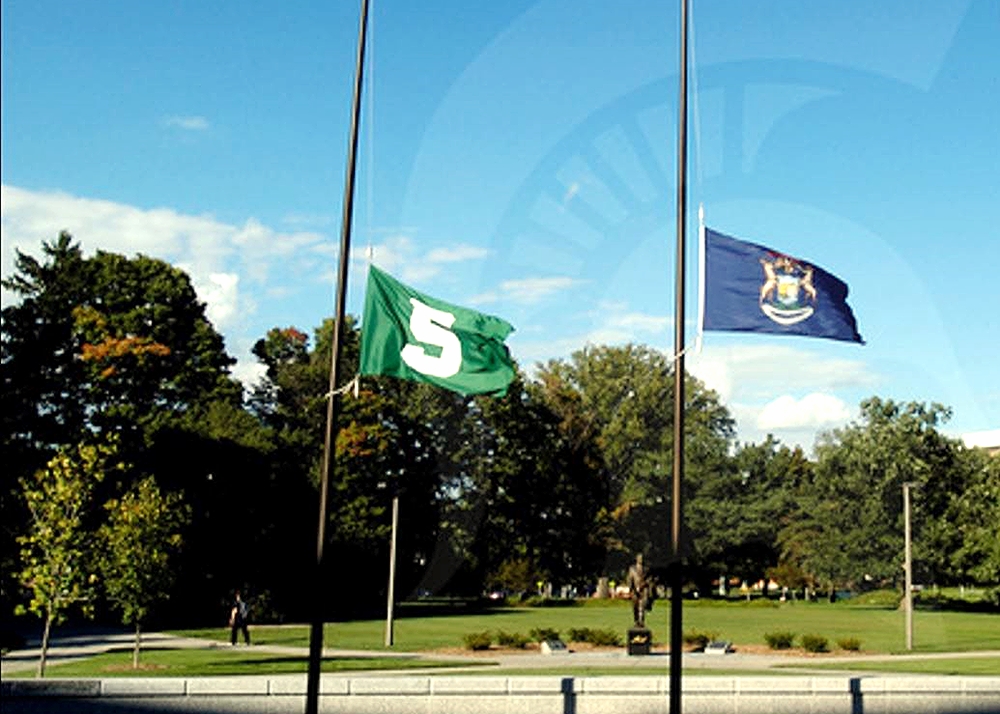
[695,203,706,355]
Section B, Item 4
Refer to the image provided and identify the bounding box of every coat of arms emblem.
[759,254,817,325]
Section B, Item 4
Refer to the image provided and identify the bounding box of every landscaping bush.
[836,636,862,652]
[568,627,622,646]
[495,630,530,649]
[850,589,901,609]
[462,631,493,651]
[523,596,578,607]
[529,627,560,642]
[683,630,718,649]
[763,631,796,650]
[801,634,829,653]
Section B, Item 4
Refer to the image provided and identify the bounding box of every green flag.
[360,265,516,397]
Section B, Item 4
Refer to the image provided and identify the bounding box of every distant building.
[962,429,1000,457]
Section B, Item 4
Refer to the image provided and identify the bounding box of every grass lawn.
[173,598,1000,655]
[786,656,1000,676]
[3,647,480,679]
[19,598,992,679]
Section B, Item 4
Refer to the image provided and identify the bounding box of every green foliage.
[2,234,241,623]
[765,395,999,596]
[495,630,530,648]
[764,631,796,650]
[522,596,578,608]
[529,627,561,642]
[683,630,719,649]
[462,631,493,650]
[16,440,119,676]
[567,627,623,646]
[97,477,190,668]
[836,636,862,651]
[489,558,536,596]
[535,344,736,568]
[800,634,829,653]
[848,590,901,609]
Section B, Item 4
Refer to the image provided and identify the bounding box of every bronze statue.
[626,554,652,628]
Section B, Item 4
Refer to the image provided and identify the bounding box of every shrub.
[568,627,622,646]
[529,627,560,642]
[495,630,530,649]
[683,630,718,649]
[836,637,862,652]
[850,589,902,609]
[568,627,588,641]
[523,596,578,607]
[764,631,796,650]
[801,634,829,653]
[463,631,493,651]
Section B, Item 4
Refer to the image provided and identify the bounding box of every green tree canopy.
[16,440,120,677]
[98,477,190,668]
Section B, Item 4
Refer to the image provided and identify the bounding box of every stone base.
[626,627,652,655]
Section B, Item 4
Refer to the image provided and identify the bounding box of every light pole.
[385,493,399,647]
[903,481,917,650]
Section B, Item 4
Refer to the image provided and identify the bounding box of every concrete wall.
[4,675,1000,714]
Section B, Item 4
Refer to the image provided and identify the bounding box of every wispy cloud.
[688,343,877,403]
[426,245,488,264]
[356,235,490,284]
[498,276,580,304]
[164,115,210,131]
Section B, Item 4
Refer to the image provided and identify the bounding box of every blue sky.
[3,0,998,452]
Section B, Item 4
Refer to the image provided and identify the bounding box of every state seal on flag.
[759,254,817,326]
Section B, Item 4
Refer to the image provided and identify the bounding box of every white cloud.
[962,429,1000,449]
[359,235,490,284]
[499,276,580,304]
[164,115,210,131]
[195,272,240,328]
[757,393,854,430]
[425,245,489,264]
[688,343,876,402]
[1,184,330,383]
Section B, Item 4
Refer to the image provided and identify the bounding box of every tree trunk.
[133,622,142,669]
[37,614,53,678]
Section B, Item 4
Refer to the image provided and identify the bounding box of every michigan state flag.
[360,266,516,397]
[702,227,863,344]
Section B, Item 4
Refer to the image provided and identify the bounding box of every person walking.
[229,590,251,645]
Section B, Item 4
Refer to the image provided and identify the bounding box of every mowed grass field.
[176,598,1000,655]
[8,599,997,679]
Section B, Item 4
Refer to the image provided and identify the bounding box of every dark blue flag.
[701,227,863,344]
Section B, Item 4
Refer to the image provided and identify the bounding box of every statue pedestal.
[627,627,652,655]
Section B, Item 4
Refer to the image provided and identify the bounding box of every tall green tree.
[2,233,238,458]
[3,233,242,621]
[689,437,810,594]
[534,344,736,577]
[249,318,444,612]
[785,398,961,592]
[922,443,1000,587]
[97,477,190,668]
[16,440,119,677]
[442,371,608,593]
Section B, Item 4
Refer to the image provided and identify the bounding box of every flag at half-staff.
[360,265,516,397]
[701,227,863,344]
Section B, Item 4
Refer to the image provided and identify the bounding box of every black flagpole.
[670,0,688,712]
[305,0,370,712]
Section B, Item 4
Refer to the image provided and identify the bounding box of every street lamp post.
[903,481,917,651]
